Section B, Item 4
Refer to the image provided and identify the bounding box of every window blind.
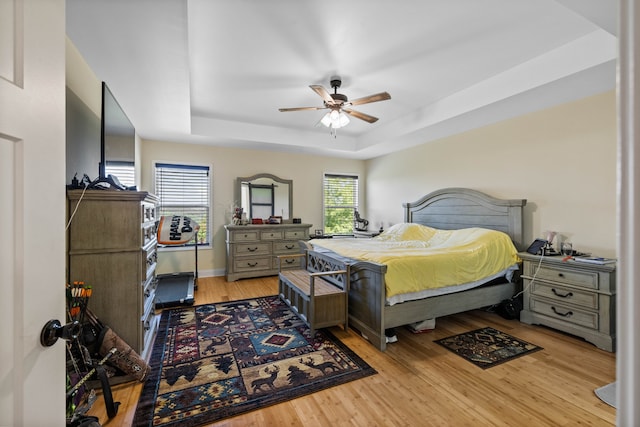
[155,163,210,245]
[105,161,135,188]
[323,173,359,235]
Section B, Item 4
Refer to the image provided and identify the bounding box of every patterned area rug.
[133,296,376,426]
[434,327,543,369]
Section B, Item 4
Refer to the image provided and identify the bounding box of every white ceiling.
[66,0,618,160]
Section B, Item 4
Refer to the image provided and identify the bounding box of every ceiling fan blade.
[348,91,391,106]
[279,106,325,112]
[342,108,379,123]
[310,85,336,105]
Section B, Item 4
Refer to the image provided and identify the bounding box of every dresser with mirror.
[225,174,311,281]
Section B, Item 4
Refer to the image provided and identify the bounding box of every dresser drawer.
[234,256,271,272]
[273,241,300,254]
[141,308,159,356]
[142,223,157,247]
[529,297,599,330]
[142,243,157,280]
[233,242,271,256]
[276,255,304,269]
[143,275,157,305]
[529,281,598,310]
[230,230,260,242]
[285,229,308,240]
[261,230,284,240]
[527,264,599,290]
[142,202,157,223]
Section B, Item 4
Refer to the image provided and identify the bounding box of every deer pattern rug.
[132,296,376,426]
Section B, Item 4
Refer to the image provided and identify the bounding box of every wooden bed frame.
[308,187,527,351]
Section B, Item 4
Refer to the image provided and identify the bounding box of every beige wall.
[366,90,617,257]
[140,140,365,275]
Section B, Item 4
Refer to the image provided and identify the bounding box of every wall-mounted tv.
[100,81,136,187]
[66,87,100,186]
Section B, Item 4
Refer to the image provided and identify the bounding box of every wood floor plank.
[85,276,616,426]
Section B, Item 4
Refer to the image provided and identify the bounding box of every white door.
[0,1,67,426]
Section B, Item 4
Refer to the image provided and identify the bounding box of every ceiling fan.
[279,76,391,132]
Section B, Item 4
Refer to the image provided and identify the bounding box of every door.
[0,1,66,426]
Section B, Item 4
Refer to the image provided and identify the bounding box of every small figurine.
[354,210,369,231]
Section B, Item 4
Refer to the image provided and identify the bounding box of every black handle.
[285,244,295,249]
[551,288,573,298]
[551,307,573,317]
[247,262,258,267]
[247,247,258,252]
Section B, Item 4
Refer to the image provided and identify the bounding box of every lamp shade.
[321,110,350,129]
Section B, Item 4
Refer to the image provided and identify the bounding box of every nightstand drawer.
[529,281,598,310]
[528,264,599,290]
[233,242,271,256]
[529,297,598,330]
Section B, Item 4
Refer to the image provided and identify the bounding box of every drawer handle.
[558,273,565,278]
[247,247,258,252]
[284,258,296,264]
[285,244,295,249]
[247,262,258,267]
[551,307,573,317]
[551,288,573,298]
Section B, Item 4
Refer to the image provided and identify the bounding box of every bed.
[306,187,527,351]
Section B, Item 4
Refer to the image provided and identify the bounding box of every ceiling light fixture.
[320,109,350,137]
[279,75,391,138]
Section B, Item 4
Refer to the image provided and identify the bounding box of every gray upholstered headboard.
[402,188,527,250]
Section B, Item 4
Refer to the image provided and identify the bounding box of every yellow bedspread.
[311,223,520,299]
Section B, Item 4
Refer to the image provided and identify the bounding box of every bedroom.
[2,1,636,426]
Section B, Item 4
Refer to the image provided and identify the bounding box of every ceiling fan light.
[338,111,350,127]
[320,112,332,127]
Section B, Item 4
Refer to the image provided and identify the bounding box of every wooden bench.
[277,250,350,338]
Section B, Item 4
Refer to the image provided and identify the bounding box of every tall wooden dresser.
[67,189,159,360]
[225,223,312,281]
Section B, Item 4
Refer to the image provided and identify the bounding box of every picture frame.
[269,216,282,224]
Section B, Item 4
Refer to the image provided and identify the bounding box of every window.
[247,183,274,219]
[155,163,210,245]
[105,161,135,188]
[323,173,359,235]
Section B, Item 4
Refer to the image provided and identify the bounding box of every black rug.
[133,296,376,426]
[434,327,543,369]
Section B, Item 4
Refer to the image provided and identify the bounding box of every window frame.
[322,172,360,236]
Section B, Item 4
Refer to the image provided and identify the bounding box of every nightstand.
[519,252,616,352]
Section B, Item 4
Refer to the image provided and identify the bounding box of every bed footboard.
[346,260,388,351]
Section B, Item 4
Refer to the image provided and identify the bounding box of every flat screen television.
[66,87,100,186]
[100,81,136,188]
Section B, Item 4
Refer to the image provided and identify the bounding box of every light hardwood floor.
[87,276,616,426]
